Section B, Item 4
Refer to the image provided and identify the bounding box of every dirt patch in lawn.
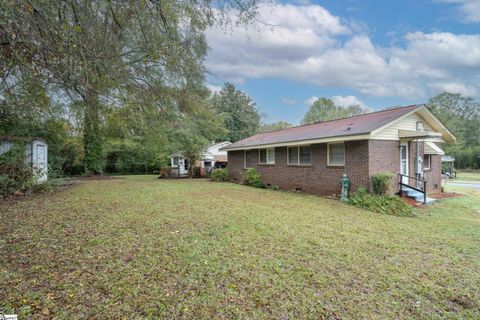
[75,175,126,181]
[401,192,463,208]
[430,192,464,199]
[402,197,427,208]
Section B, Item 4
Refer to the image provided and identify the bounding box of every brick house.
[221,105,456,198]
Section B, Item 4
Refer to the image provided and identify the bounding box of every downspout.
[415,121,422,188]
[416,138,420,187]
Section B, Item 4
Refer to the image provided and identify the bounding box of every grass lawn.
[1,176,479,319]
[454,170,480,182]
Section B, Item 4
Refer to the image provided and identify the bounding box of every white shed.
[0,137,48,183]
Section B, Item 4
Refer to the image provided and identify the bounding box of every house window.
[328,143,345,166]
[173,157,179,166]
[259,148,275,164]
[288,146,311,165]
[424,154,431,170]
[244,150,253,169]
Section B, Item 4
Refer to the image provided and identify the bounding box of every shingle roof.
[224,104,422,150]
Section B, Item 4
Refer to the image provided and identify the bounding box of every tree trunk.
[83,88,103,174]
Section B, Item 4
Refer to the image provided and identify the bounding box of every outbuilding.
[0,136,48,183]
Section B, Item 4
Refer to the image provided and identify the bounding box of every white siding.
[371,112,434,140]
[206,141,231,156]
[0,141,13,155]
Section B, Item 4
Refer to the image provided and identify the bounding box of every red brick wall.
[424,154,442,193]
[227,150,246,183]
[227,139,442,196]
[368,140,400,193]
[228,141,369,196]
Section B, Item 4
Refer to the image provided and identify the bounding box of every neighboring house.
[0,136,48,183]
[170,141,231,176]
[441,155,456,177]
[222,105,456,198]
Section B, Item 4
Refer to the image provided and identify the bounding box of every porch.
[397,128,445,204]
[398,174,436,205]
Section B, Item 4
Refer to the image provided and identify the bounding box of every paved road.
[447,182,480,189]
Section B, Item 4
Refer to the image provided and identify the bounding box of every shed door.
[35,143,48,182]
[36,144,46,163]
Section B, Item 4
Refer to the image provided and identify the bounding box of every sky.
[204,0,480,124]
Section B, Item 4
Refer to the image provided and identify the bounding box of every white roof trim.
[418,108,456,143]
[223,134,371,151]
[424,142,445,155]
[398,129,442,139]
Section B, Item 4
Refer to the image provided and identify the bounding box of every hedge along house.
[0,136,48,183]
[222,105,456,199]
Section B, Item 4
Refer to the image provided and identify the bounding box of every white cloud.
[206,84,222,94]
[304,96,318,106]
[436,0,480,23]
[281,97,298,105]
[304,95,369,110]
[206,3,480,99]
[428,81,478,96]
[331,95,367,108]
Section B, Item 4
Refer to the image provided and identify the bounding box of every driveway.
[447,181,480,189]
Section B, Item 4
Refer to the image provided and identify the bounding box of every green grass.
[1,176,479,319]
[455,170,480,182]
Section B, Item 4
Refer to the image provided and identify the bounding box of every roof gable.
[371,105,456,143]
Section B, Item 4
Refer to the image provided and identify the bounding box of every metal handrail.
[398,173,426,183]
[398,173,427,204]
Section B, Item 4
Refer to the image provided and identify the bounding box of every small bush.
[348,187,413,217]
[0,144,35,198]
[371,173,392,195]
[244,168,264,188]
[211,168,229,182]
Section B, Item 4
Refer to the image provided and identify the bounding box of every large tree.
[259,121,292,133]
[301,98,366,124]
[212,82,260,142]
[0,1,258,174]
[427,92,480,147]
[427,92,480,169]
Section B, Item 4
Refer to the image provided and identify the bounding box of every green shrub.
[348,187,413,217]
[0,143,35,197]
[211,168,229,182]
[244,168,264,188]
[371,173,392,195]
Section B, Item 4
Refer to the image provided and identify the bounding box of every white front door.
[177,158,189,175]
[400,142,409,184]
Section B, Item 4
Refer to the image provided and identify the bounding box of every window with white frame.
[328,143,345,166]
[288,146,311,165]
[259,148,275,164]
[424,154,431,170]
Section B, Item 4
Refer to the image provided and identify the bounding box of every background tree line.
[1,2,479,176]
[0,0,262,176]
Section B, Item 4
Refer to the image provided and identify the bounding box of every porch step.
[402,187,436,204]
